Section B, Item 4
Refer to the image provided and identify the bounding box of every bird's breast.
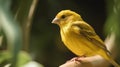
[60,29,87,56]
[60,28,100,56]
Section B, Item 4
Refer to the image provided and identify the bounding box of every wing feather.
[71,21,110,54]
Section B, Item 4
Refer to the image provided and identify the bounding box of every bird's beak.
[52,18,60,24]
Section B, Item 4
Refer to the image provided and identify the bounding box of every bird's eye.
[61,15,66,19]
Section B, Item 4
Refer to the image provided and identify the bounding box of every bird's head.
[52,10,83,26]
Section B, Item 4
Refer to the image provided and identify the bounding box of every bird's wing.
[71,21,110,54]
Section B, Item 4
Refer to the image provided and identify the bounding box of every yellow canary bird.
[52,10,120,67]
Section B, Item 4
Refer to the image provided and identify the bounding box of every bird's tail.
[108,56,120,67]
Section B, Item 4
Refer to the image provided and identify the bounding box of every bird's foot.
[70,56,92,63]
[70,56,86,62]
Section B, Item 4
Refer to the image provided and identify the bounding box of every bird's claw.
[70,56,86,63]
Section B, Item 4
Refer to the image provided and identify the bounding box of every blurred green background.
[0,0,120,67]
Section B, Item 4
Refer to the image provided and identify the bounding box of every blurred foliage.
[0,0,120,67]
[0,0,42,67]
[0,0,23,66]
[105,0,120,37]
[105,0,120,64]
[11,0,36,51]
